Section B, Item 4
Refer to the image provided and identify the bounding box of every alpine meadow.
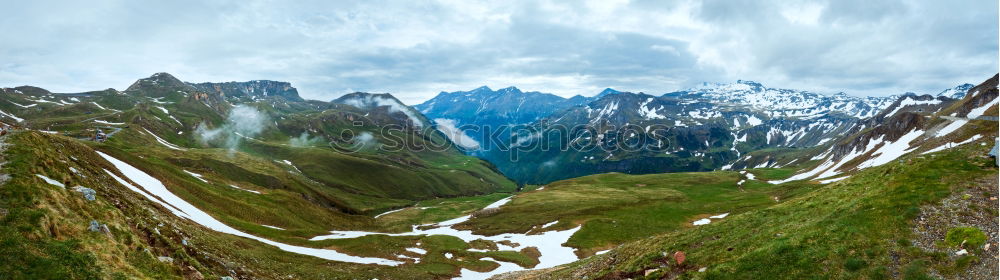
[1,1,998,279]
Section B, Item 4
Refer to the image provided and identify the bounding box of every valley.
[4,1,998,279]
[1,72,996,280]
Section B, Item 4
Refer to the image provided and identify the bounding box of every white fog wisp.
[434,118,481,150]
[340,95,424,128]
[196,105,268,151]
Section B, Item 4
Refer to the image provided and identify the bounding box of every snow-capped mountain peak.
[937,83,974,99]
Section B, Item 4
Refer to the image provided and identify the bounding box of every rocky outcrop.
[189,80,304,102]
[955,74,999,118]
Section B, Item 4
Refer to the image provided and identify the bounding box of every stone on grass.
[72,186,96,201]
[185,266,204,280]
[674,251,686,265]
[100,224,113,237]
[88,220,112,237]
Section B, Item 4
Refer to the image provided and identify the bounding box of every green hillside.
[2,73,995,279]
[0,131,534,279]
[497,131,997,280]
[456,171,814,257]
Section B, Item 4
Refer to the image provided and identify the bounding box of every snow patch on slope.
[856,129,924,169]
[770,129,925,184]
[36,174,65,188]
[884,97,941,117]
[311,195,581,278]
[143,128,185,150]
[96,151,402,266]
[922,135,983,155]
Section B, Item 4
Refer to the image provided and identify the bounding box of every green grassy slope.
[456,170,816,257]
[0,74,530,278]
[1,131,376,279]
[501,136,997,280]
[1,131,536,279]
[2,73,518,215]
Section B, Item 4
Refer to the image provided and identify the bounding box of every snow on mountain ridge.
[936,83,974,99]
[670,80,896,119]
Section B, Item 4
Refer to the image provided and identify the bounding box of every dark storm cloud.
[0,0,995,104]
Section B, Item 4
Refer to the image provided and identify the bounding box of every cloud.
[650,45,681,56]
[352,131,378,150]
[0,0,995,104]
[196,105,268,151]
[338,94,424,127]
[289,132,320,147]
[433,118,481,150]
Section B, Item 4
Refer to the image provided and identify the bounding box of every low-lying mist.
[340,95,423,128]
[289,132,321,147]
[196,105,268,151]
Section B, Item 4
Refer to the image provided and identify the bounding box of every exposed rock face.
[189,80,304,102]
[827,111,929,163]
[876,93,951,119]
[955,74,1000,118]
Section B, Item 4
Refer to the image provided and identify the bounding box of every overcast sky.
[1,0,997,104]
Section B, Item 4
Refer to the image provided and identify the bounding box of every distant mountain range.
[5,71,980,186]
[419,80,976,184]
[415,86,601,129]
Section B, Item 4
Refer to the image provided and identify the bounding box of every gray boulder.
[73,186,96,201]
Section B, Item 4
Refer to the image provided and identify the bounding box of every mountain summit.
[937,83,975,99]
[126,72,195,92]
